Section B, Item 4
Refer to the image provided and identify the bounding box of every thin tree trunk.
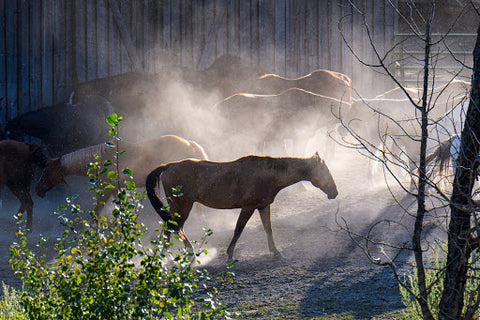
[439,23,480,320]
[413,21,435,320]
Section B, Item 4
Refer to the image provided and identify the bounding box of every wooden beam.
[105,0,143,72]
[196,0,234,70]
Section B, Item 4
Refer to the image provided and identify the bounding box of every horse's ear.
[313,152,320,160]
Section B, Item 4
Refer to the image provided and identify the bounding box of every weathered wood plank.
[216,0,228,60]
[239,0,251,65]
[29,0,42,110]
[144,0,154,72]
[0,0,7,122]
[250,0,259,67]
[285,0,296,77]
[162,0,172,67]
[19,0,30,111]
[306,0,318,73]
[5,0,18,118]
[86,0,97,80]
[65,0,76,95]
[330,0,341,72]
[170,0,181,65]
[197,0,232,70]
[181,1,193,67]
[341,0,353,79]
[297,0,306,75]
[192,0,205,69]
[107,0,120,75]
[97,0,109,78]
[108,0,143,72]
[53,0,67,103]
[274,0,286,75]
[318,0,329,69]
[227,0,239,56]
[258,0,274,71]
[75,0,87,82]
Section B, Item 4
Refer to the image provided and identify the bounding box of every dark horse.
[6,95,113,156]
[146,152,338,262]
[0,140,49,230]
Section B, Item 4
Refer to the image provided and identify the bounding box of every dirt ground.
[0,146,447,319]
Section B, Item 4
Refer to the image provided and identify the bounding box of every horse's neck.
[271,157,310,188]
[61,144,112,175]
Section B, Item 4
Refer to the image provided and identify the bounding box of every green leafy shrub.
[399,243,480,319]
[9,114,232,320]
[0,282,28,320]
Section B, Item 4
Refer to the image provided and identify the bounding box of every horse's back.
[117,135,208,186]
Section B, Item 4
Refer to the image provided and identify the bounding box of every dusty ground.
[0,147,448,319]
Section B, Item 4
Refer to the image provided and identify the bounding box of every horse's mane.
[188,139,209,160]
[61,143,112,174]
[257,69,348,82]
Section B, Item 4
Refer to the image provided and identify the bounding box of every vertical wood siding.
[0,0,398,125]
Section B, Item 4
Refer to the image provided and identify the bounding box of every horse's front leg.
[9,184,33,231]
[226,206,256,262]
[258,205,281,258]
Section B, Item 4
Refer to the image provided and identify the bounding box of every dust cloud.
[0,51,470,269]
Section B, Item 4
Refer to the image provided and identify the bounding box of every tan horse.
[36,135,208,214]
[146,152,338,262]
[0,140,49,230]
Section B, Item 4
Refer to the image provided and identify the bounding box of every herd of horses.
[0,54,470,260]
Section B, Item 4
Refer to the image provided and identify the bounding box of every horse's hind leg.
[178,228,194,257]
[226,206,255,262]
[258,205,281,257]
[167,201,196,260]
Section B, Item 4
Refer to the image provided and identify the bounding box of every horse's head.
[36,158,65,197]
[309,152,338,199]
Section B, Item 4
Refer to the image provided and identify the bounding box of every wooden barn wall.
[0,0,397,125]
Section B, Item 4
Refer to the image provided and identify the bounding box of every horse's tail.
[189,140,209,160]
[27,142,49,169]
[146,165,171,224]
[426,137,454,174]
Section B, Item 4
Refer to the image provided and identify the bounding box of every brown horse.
[255,69,352,102]
[146,152,338,262]
[36,135,208,214]
[214,88,353,159]
[0,140,49,230]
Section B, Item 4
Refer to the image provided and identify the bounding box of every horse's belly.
[197,196,242,210]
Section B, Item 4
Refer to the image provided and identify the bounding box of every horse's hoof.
[273,252,284,260]
[225,256,238,266]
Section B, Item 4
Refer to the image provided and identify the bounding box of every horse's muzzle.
[328,190,338,199]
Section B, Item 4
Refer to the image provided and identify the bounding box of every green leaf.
[125,181,135,190]
[106,113,118,126]
[123,168,133,176]
[107,171,117,180]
